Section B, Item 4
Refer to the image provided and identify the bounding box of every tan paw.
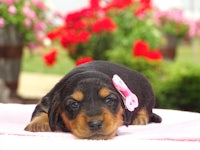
[132,108,149,125]
[24,113,51,132]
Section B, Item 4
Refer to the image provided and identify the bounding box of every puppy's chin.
[80,130,117,140]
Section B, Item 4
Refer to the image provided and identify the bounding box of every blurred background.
[0,0,199,112]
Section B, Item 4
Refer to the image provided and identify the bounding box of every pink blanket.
[0,103,200,149]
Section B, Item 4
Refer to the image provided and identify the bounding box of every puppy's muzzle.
[88,120,103,131]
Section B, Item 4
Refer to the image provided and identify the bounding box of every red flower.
[140,0,152,9]
[65,11,82,23]
[60,30,91,48]
[145,50,163,61]
[43,49,57,66]
[133,39,162,61]
[135,0,152,18]
[46,26,66,40]
[77,31,91,43]
[133,39,149,56]
[60,30,78,47]
[92,17,117,33]
[80,8,95,18]
[65,7,95,25]
[73,20,88,30]
[90,0,100,9]
[105,0,133,11]
[75,57,93,66]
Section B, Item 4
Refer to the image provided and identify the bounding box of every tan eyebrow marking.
[71,90,84,102]
[99,87,111,98]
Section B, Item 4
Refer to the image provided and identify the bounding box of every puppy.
[25,60,161,140]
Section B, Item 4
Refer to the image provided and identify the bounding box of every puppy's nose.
[88,120,102,131]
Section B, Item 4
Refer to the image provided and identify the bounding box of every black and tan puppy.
[25,60,161,139]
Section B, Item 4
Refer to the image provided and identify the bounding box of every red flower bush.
[46,0,162,66]
[46,0,119,62]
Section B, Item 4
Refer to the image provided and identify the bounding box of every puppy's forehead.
[72,78,112,98]
[71,87,111,102]
[76,78,111,89]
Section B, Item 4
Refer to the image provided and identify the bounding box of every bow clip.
[112,74,139,111]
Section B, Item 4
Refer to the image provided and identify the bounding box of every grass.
[22,46,75,75]
[21,40,200,75]
[176,40,200,66]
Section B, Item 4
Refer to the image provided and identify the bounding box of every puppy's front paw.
[132,108,149,125]
[24,113,51,132]
[25,121,51,132]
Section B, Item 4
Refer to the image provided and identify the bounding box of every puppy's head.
[49,71,123,140]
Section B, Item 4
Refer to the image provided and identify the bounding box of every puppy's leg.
[24,112,51,132]
[25,97,51,132]
[132,108,149,125]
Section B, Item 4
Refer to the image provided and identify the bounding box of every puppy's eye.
[104,94,119,113]
[105,97,114,105]
[70,101,80,109]
[65,99,80,110]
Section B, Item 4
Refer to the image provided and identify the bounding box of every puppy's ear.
[48,94,60,131]
[119,98,133,126]
[123,110,133,126]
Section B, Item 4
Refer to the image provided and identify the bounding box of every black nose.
[88,120,103,131]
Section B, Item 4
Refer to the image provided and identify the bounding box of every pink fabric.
[0,103,200,149]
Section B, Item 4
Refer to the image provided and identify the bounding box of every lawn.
[22,46,75,75]
[176,40,200,66]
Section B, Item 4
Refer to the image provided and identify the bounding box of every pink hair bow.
[112,74,139,111]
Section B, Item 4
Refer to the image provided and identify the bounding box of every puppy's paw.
[25,121,51,132]
[24,113,51,132]
[132,108,149,125]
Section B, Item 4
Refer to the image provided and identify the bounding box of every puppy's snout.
[88,120,102,131]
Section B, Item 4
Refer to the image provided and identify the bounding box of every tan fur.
[132,108,149,125]
[71,91,84,102]
[24,113,51,132]
[98,87,111,98]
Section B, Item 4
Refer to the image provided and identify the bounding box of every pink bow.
[112,74,139,111]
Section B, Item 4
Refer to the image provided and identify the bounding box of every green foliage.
[69,32,114,60]
[103,7,163,81]
[107,44,200,113]
[62,3,162,62]
[161,20,189,39]
[153,9,190,40]
[106,48,163,80]
[109,8,161,50]
[154,63,200,112]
